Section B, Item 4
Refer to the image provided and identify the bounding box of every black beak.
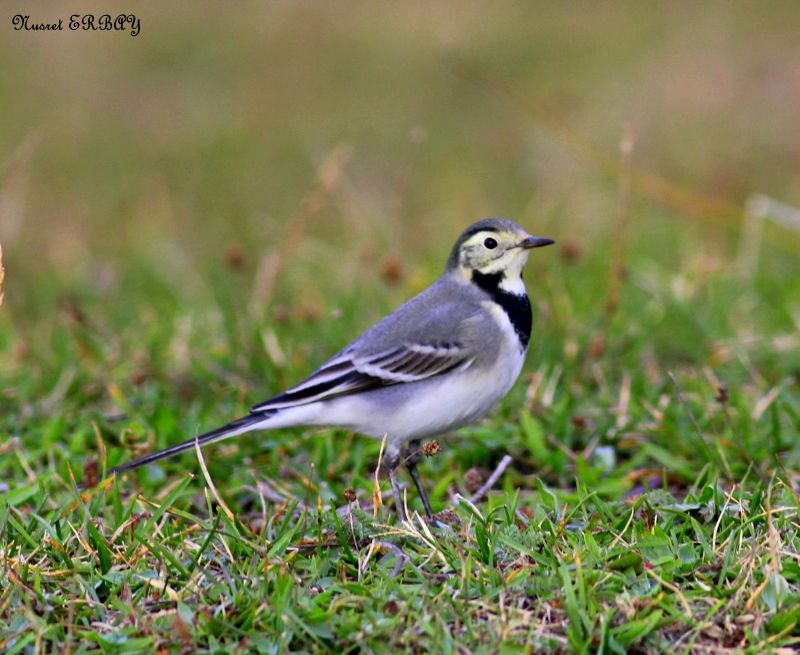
[519,236,555,249]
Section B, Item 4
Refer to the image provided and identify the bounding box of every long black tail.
[107,412,272,477]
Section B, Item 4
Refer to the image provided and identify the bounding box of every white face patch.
[460,231,527,270]
[458,232,531,296]
[458,232,499,269]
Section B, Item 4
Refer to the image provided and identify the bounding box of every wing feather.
[250,340,471,412]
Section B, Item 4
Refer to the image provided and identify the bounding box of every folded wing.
[250,341,471,412]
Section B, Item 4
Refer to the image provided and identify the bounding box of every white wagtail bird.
[108,218,554,521]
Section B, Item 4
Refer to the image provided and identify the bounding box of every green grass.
[3,2,800,653]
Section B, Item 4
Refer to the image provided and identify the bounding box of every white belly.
[380,351,525,440]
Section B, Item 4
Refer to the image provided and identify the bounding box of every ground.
[1,2,800,653]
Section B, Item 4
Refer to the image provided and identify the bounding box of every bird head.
[446,218,554,291]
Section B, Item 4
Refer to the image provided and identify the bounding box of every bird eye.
[484,237,498,249]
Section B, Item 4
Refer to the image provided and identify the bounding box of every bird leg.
[405,440,434,518]
[384,445,407,522]
[387,466,407,523]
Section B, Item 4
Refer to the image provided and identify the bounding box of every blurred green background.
[1,1,799,458]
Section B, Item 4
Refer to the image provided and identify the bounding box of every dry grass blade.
[449,59,748,230]
[745,479,783,611]
[373,436,387,519]
[606,123,634,317]
[195,435,235,522]
[248,145,351,317]
[668,371,718,470]
[0,240,4,306]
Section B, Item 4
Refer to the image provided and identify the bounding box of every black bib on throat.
[471,270,532,348]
